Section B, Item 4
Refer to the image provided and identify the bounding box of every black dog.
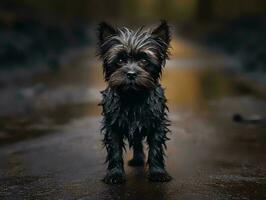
[97,21,172,184]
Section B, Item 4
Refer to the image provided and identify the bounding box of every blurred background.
[0,1,266,200]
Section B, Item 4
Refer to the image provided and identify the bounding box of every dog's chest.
[118,105,153,134]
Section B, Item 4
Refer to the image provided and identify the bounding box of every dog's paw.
[103,170,126,184]
[128,157,145,167]
[147,169,172,182]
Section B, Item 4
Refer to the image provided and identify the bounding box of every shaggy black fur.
[97,21,172,184]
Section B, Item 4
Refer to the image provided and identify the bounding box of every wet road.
[0,38,266,200]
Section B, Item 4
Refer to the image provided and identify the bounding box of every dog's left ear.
[98,22,117,45]
[152,20,171,45]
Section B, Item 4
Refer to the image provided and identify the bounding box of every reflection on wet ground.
[0,37,266,200]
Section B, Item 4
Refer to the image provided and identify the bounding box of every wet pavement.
[0,37,266,200]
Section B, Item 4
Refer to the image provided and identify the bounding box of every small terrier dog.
[97,21,171,184]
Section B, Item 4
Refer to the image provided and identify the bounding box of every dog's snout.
[127,70,137,80]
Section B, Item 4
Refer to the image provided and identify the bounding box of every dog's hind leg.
[128,137,145,167]
[103,130,125,184]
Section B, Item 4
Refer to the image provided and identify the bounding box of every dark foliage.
[0,13,89,69]
[204,16,266,73]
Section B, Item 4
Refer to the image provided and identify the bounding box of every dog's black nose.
[127,71,137,79]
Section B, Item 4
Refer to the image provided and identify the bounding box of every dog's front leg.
[103,130,125,184]
[147,130,172,182]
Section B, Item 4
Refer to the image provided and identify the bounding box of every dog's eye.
[140,59,148,65]
[117,58,124,65]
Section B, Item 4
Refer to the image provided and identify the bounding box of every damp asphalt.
[0,38,266,200]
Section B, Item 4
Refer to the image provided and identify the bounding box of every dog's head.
[97,21,171,93]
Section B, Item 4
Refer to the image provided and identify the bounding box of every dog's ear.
[152,20,170,45]
[98,22,117,45]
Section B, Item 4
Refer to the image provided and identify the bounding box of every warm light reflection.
[162,68,203,109]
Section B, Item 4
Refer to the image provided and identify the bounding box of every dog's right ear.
[98,22,117,45]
